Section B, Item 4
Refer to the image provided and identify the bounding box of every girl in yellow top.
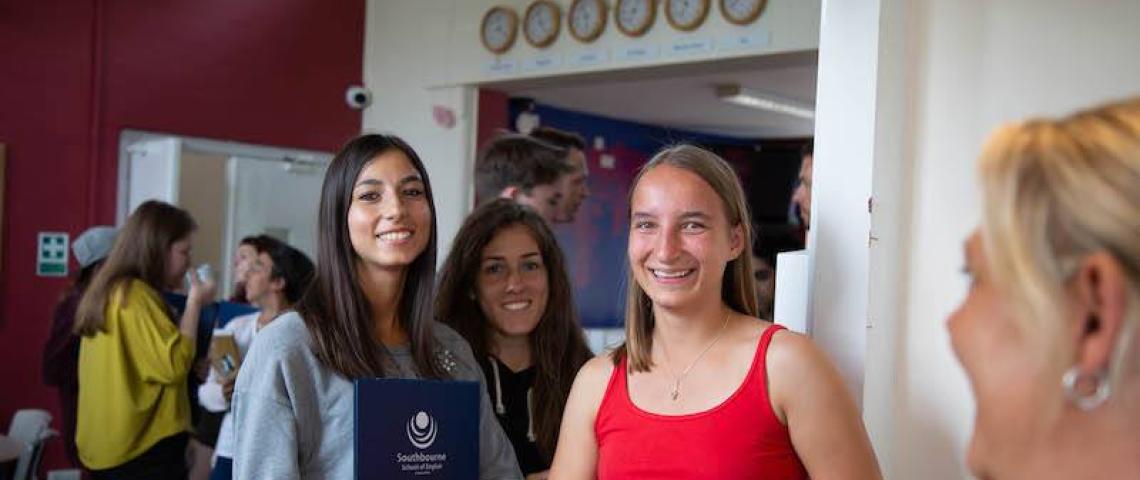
[73,200,216,479]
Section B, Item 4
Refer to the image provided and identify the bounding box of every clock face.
[615,0,655,37]
[569,0,606,42]
[524,1,561,48]
[666,0,710,31]
[481,7,518,54]
[720,0,766,25]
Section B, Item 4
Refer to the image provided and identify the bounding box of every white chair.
[6,409,56,480]
[45,470,80,480]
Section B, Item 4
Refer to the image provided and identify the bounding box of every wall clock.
[720,0,766,25]
[569,0,607,43]
[615,0,656,37]
[665,0,711,32]
[524,0,562,48]
[481,6,519,54]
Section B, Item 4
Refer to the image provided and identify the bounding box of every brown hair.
[615,145,758,372]
[247,235,315,305]
[295,134,445,379]
[437,199,591,460]
[474,134,571,203]
[530,126,586,152]
[74,201,197,336]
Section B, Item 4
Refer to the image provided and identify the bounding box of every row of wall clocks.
[481,0,767,54]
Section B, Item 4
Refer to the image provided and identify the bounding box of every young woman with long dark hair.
[438,199,592,478]
[232,134,521,479]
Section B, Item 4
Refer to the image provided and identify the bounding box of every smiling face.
[347,150,432,273]
[948,231,1058,478]
[476,224,550,343]
[628,164,743,311]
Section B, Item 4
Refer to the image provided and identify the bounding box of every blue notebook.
[355,378,480,480]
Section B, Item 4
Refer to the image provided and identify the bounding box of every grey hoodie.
[232,311,522,479]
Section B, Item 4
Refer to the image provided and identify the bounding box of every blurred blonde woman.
[949,97,1140,479]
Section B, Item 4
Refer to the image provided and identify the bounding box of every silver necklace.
[659,311,731,401]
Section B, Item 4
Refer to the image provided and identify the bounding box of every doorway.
[117,130,331,299]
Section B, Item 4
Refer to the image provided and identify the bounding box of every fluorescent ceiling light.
[715,84,815,120]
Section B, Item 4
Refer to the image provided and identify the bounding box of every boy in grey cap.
[42,225,118,467]
[71,226,117,269]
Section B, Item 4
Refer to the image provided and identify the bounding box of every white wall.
[810,0,881,407]
[867,1,1140,478]
[363,1,477,261]
[124,137,180,217]
[226,156,324,259]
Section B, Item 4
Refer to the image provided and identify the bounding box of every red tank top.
[595,324,808,479]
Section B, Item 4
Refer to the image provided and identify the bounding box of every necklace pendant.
[670,383,680,401]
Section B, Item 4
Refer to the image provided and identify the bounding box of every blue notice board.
[355,378,480,479]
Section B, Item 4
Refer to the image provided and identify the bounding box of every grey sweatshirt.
[232,311,523,479]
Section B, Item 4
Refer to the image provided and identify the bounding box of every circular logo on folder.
[406,411,438,449]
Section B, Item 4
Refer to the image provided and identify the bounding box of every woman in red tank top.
[549,145,881,479]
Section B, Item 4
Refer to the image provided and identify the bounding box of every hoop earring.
[1061,367,1111,411]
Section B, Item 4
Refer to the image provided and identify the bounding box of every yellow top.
[76,279,195,469]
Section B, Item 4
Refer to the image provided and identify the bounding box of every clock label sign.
[569,49,610,67]
[615,43,660,62]
[485,58,518,75]
[666,37,714,57]
[522,54,564,72]
[718,29,771,51]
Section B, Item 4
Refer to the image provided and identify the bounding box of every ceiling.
[484,51,818,139]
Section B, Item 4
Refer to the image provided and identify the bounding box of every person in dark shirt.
[41,226,117,468]
[438,199,592,478]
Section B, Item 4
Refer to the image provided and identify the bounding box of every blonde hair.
[978,97,1140,387]
[616,145,758,372]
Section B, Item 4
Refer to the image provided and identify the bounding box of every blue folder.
[355,378,480,480]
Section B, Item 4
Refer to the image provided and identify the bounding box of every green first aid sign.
[37,232,69,277]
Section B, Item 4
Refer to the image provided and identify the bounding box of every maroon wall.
[476,88,511,152]
[0,0,365,470]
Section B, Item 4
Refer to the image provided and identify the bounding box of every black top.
[479,356,546,475]
[42,290,82,467]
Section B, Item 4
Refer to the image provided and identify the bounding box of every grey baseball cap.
[72,226,118,268]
